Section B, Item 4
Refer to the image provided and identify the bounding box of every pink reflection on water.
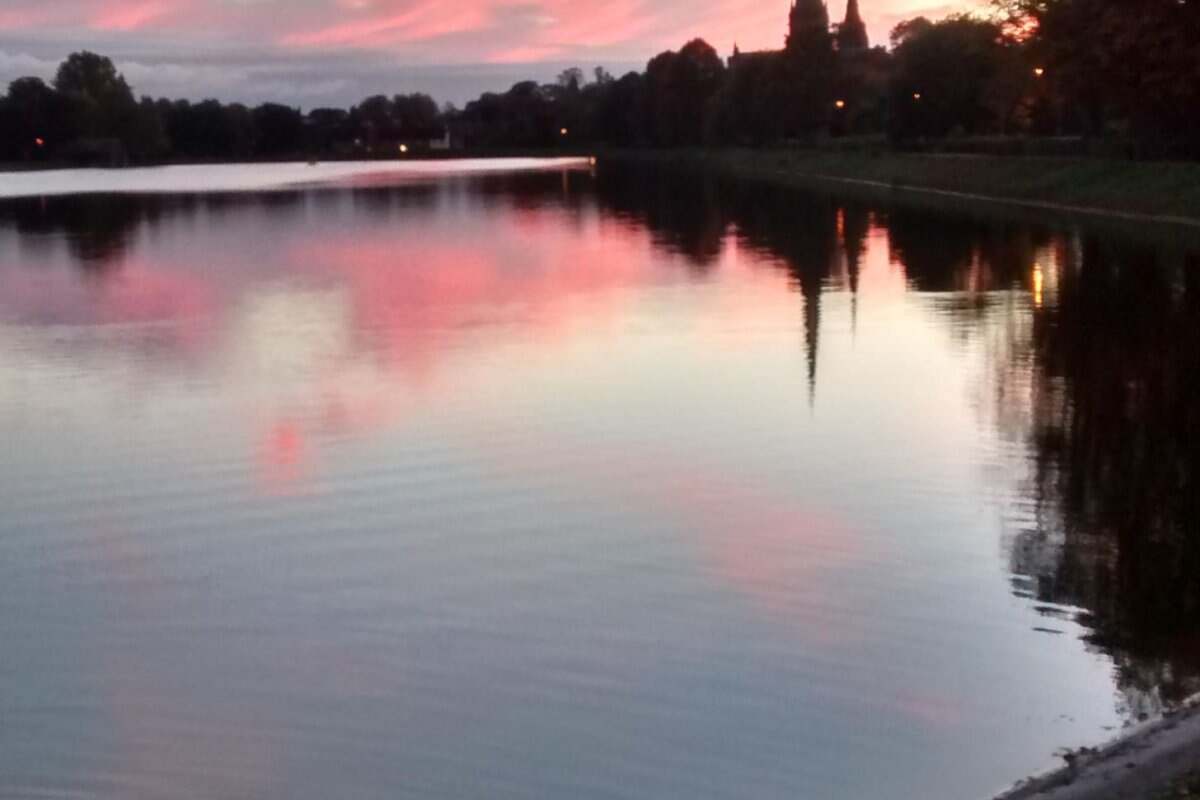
[0,193,923,515]
[891,691,963,728]
[454,412,869,644]
[0,185,978,793]
[258,419,311,495]
[241,209,670,486]
[43,508,287,798]
[291,214,658,368]
[0,257,217,358]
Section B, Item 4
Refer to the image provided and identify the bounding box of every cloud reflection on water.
[1,165,1198,800]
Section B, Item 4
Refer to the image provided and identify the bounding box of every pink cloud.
[0,7,54,29]
[91,1,175,31]
[280,0,490,48]
[2,0,983,69]
[534,0,661,49]
[275,0,832,60]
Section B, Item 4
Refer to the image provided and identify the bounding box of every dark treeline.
[2,0,1198,165]
[0,52,449,165]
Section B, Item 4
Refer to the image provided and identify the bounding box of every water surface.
[1,162,1197,800]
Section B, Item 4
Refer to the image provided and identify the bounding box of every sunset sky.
[0,0,981,106]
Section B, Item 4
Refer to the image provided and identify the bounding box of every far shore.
[0,149,590,175]
[602,149,1200,231]
[6,149,1200,233]
[0,156,593,201]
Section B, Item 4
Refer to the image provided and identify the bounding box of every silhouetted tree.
[643,39,725,147]
[127,97,170,161]
[888,16,1010,141]
[709,54,794,145]
[351,94,394,151]
[392,93,442,138]
[53,51,140,152]
[163,99,254,160]
[996,0,1200,157]
[252,103,304,157]
[594,72,647,146]
[306,108,351,154]
[458,81,559,148]
[557,68,585,93]
[0,77,76,161]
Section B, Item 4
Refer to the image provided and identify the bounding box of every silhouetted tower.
[836,0,870,52]
[839,205,870,339]
[787,0,831,52]
[801,276,822,405]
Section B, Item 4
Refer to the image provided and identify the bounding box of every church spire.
[787,0,831,53]
[836,0,869,52]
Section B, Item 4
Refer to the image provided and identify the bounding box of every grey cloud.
[0,43,639,107]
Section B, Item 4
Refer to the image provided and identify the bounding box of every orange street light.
[1034,67,1045,77]
[912,92,922,101]
[560,127,569,136]
[399,144,409,154]
[834,99,846,109]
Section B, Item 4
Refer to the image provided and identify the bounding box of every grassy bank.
[605,149,1200,227]
[1157,771,1200,800]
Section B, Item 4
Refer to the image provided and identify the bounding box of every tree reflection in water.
[1015,240,1200,715]
[2,165,1197,721]
[595,165,1200,715]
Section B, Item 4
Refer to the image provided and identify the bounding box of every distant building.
[726,2,888,139]
[728,44,780,69]
[730,1,869,67]
[836,0,870,53]
[358,123,455,157]
[392,128,454,154]
[787,0,832,52]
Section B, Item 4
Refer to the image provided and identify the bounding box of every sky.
[0,0,982,108]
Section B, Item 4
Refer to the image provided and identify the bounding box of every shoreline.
[0,149,590,175]
[790,172,1200,230]
[601,149,1200,231]
[991,695,1200,800]
[0,157,592,200]
[7,149,1200,232]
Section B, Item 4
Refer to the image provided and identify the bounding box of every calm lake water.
[1,161,1197,800]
